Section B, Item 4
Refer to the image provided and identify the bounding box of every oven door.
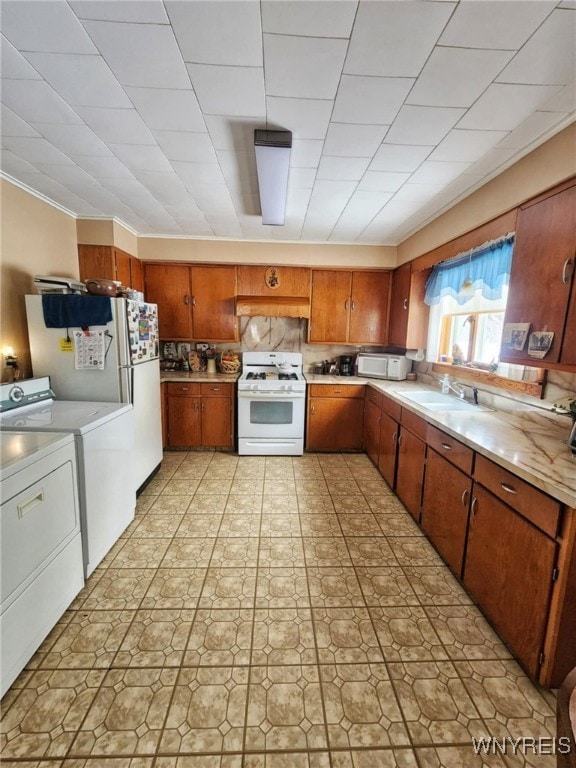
[238,390,305,439]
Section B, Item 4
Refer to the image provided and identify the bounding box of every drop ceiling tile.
[344,1,455,77]
[540,83,576,112]
[333,75,414,125]
[497,9,576,86]
[74,154,134,179]
[204,215,244,238]
[357,171,410,192]
[465,146,519,178]
[82,20,190,88]
[1,1,98,54]
[337,190,394,223]
[128,171,187,204]
[204,116,261,151]
[1,36,42,79]
[75,107,156,144]
[1,80,83,125]
[24,52,131,109]
[359,198,423,241]
[496,111,571,150]
[263,34,347,99]
[126,87,206,133]
[290,139,324,168]
[266,97,332,139]
[239,214,274,238]
[1,106,40,138]
[407,48,514,108]
[108,144,173,172]
[429,129,510,163]
[289,168,317,189]
[70,0,169,23]
[309,179,357,214]
[324,123,388,157]
[0,148,42,176]
[317,156,370,181]
[34,162,102,189]
[395,183,447,202]
[2,136,75,165]
[385,106,466,145]
[439,1,557,50]
[261,0,357,37]
[187,64,265,117]
[217,149,258,185]
[409,160,471,185]
[166,0,262,66]
[164,196,207,220]
[370,144,433,172]
[152,131,216,163]
[171,161,227,188]
[32,124,112,156]
[457,83,563,131]
[192,186,237,215]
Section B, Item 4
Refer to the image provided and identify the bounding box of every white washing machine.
[1,377,136,578]
[1,431,84,696]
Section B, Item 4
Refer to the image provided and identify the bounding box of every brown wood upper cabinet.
[501,182,576,366]
[78,244,144,293]
[388,263,430,349]
[309,270,391,344]
[143,263,238,342]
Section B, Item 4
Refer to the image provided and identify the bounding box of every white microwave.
[356,352,411,381]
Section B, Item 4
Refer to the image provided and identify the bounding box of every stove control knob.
[9,385,24,403]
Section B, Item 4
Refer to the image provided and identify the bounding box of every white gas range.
[237,351,306,455]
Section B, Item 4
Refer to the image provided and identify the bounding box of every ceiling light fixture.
[254,129,292,226]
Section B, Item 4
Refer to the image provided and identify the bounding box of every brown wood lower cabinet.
[166,382,234,448]
[395,411,427,521]
[307,384,365,451]
[463,483,558,680]
[421,449,472,576]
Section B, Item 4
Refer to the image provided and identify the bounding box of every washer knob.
[9,385,24,403]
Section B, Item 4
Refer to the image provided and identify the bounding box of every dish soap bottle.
[441,374,450,394]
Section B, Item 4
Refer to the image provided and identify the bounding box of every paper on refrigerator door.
[73,330,106,370]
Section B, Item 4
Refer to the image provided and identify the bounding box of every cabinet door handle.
[184,295,190,305]
[192,296,197,306]
[392,431,397,445]
[461,488,469,507]
[310,404,315,414]
[471,496,478,516]
[202,402,206,412]
[441,442,452,451]
[500,482,517,495]
[181,387,188,391]
[377,415,381,424]
[562,258,573,284]
[194,402,199,412]
[333,389,342,393]
[351,300,356,310]
[211,387,221,391]
[403,298,408,310]
[344,299,349,310]
[397,433,402,446]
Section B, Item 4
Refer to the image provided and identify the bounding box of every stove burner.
[278,373,298,380]
[246,371,266,380]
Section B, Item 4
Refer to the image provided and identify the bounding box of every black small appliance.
[339,355,354,376]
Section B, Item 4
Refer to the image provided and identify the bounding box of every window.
[425,236,514,370]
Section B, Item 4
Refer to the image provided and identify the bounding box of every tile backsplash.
[161,316,371,372]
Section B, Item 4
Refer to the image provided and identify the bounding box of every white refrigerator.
[25,295,163,491]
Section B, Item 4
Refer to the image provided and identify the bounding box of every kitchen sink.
[394,389,494,412]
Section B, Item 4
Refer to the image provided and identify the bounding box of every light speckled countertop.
[306,374,576,508]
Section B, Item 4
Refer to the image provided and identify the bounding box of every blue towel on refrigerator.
[41,295,113,328]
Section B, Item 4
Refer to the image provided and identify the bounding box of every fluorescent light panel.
[254,129,292,225]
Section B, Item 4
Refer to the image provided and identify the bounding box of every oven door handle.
[238,390,306,400]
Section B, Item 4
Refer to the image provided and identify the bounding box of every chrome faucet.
[440,376,479,405]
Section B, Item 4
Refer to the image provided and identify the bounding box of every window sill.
[431,362,546,399]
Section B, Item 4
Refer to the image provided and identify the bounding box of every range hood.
[235,294,310,318]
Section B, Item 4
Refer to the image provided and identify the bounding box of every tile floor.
[1,451,558,768]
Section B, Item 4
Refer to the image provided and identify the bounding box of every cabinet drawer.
[381,393,402,421]
[474,454,561,538]
[309,384,365,399]
[427,425,474,475]
[201,383,233,397]
[365,387,383,409]
[166,382,201,396]
[400,408,427,440]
